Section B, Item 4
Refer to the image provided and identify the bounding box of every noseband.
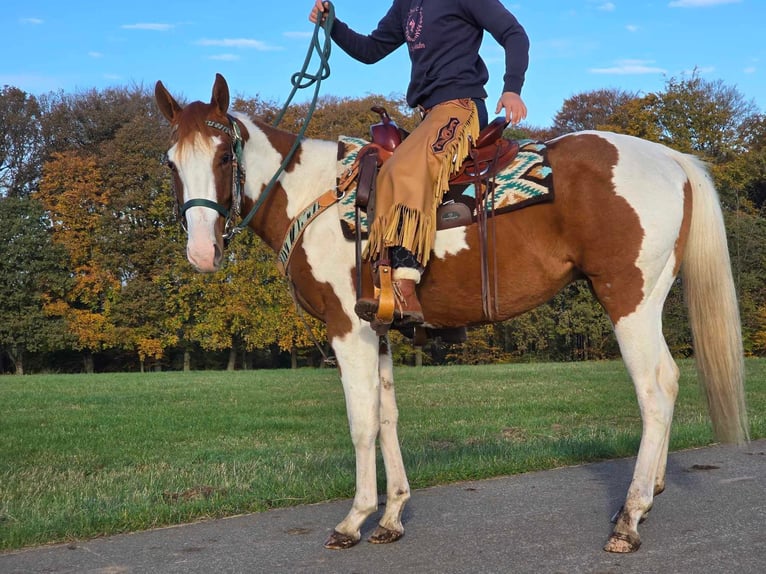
[178,115,245,244]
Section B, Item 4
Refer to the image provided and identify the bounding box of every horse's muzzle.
[187,241,223,273]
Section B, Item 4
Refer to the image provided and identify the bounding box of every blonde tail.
[675,151,749,444]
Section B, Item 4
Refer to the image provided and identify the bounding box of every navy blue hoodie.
[330,0,529,110]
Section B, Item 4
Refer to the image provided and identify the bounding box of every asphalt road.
[2,440,764,574]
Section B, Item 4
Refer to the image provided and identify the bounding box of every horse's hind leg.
[653,343,679,497]
[369,335,410,544]
[604,305,680,553]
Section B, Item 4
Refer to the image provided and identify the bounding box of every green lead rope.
[235,2,335,232]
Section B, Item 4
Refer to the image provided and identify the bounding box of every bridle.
[177,115,246,245]
[172,2,335,247]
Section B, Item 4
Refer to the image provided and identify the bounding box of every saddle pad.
[336,136,554,238]
[337,136,371,238]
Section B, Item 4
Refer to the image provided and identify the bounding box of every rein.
[240,3,334,230]
[178,2,335,241]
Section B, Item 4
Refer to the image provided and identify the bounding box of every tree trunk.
[227,347,236,371]
[291,345,298,369]
[83,351,95,374]
[10,345,24,375]
[140,358,145,374]
[415,346,423,367]
[183,349,191,372]
[243,351,253,371]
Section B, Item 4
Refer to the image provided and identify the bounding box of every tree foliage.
[0,87,44,198]
[0,76,764,372]
[0,197,69,373]
[552,88,636,136]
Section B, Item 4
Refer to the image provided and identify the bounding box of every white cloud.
[88,51,104,59]
[20,17,43,25]
[669,0,741,7]
[208,54,240,61]
[743,66,756,74]
[626,24,640,32]
[599,2,616,11]
[590,59,667,75]
[284,31,312,40]
[121,23,174,31]
[196,38,282,51]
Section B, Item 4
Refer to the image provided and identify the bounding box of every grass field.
[1,360,764,552]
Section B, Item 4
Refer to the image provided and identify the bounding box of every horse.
[154,73,748,553]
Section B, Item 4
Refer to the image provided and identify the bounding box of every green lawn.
[1,360,764,552]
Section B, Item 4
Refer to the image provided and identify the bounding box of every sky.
[2,0,764,128]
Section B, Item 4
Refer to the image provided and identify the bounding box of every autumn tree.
[36,150,118,372]
[185,233,324,370]
[233,93,418,141]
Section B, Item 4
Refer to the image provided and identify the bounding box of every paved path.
[2,440,764,574]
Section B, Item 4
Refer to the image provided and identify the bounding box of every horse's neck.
[237,114,338,248]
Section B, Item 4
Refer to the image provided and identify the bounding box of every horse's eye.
[221,153,232,166]
[166,160,177,172]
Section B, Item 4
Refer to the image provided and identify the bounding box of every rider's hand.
[495,92,527,125]
[309,0,329,24]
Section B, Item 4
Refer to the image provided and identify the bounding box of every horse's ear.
[211,73,230,115]
[155,80,182,123]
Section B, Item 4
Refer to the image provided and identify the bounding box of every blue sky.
[3,0,763,127]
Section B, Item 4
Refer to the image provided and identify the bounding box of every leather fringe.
[366,103,479,268]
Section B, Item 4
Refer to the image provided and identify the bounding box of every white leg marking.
[376,337,410,538]
[610,254,680,548]
[331,326,382,541]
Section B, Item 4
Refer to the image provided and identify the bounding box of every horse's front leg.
[325,325,382,549]
[369,335,410,544]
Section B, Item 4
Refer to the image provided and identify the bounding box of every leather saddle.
[350,106,520,344]
[355,106,520,230]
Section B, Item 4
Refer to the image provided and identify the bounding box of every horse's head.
[155,73,246,272]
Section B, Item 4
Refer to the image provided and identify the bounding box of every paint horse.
[155,74,748,553]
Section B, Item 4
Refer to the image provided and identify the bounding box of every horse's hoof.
[324,530,360,550]
[603,531,641,553]
[368,525,404,544]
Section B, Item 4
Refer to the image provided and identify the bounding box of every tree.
[36,150,119,372]
[552,88,636,136]
[0,87,44,197]
[654,74,757,160]
[0,197,69,373]
[599,94,664,143]
[186,233,324,370]
[96,96,184,370]
[233,93,418,141]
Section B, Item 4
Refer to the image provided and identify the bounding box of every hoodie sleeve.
[462,0,530,95]
[330,3,405,65]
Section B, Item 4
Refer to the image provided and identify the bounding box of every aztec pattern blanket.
[336,136,554,238]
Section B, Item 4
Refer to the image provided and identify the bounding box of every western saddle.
[350,106,519,343]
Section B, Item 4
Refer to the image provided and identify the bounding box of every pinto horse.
[154,74,748,553]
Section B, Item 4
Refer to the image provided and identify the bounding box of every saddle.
[350,106,520,342]
[355,107,520,230]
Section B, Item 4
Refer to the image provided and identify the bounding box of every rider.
[310,0,529,326]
